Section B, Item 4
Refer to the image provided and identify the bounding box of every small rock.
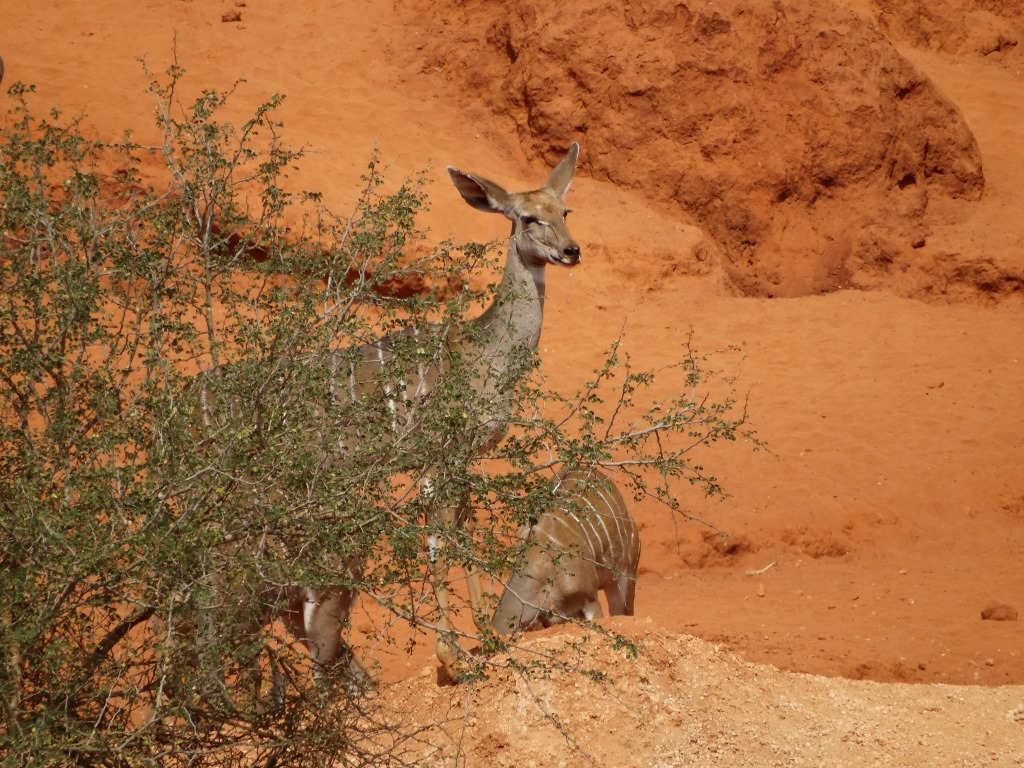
[756,583,766,597]
[222,10,242,22]
[980,603,1018,621]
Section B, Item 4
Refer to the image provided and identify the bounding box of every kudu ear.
[542,142,580,200]
[448,168,513,215]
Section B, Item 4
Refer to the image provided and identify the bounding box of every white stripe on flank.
[594,484,627,561]
[543,513,586,557]
[585,492,615,560]
[556,505,600,560]
[566,516,605,567]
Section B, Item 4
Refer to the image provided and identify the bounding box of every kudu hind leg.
[603,573,637,616]
[285,588,374,695]
[307,593,376,696]
[622,572,637,616]
[603,580,628,616]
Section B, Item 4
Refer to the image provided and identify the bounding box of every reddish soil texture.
[2,0,1023,764]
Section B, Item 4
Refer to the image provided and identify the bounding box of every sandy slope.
[2,0,1022,764]
[375,621,1024,767]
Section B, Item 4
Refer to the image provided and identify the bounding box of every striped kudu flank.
[492,467,641,634]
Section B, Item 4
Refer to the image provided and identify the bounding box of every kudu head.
[448,143,582,269]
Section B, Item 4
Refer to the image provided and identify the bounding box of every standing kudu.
[421,143,582,674]
[194,143,582,689]
[492,467,640,634]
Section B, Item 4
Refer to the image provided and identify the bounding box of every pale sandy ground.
[2,1,1022,765]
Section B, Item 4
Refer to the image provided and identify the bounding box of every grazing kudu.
[491,467,640,635]
[195,143,583,689]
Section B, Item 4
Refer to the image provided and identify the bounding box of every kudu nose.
[564,244,581,262]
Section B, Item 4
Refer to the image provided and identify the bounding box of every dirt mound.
[378,620,1024,767]
[401,0,1009,299]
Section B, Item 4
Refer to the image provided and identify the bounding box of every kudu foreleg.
[459,514,495,635]
[427,511,494,680]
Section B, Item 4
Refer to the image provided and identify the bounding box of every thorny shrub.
[0,62,758,767]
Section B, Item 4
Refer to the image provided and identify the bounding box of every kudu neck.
[470,233,546,354]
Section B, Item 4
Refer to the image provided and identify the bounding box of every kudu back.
[191,143,583,689]
[492,467,641,634]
